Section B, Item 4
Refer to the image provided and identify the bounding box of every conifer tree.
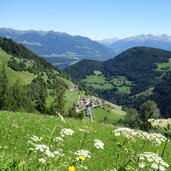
[0,63,9,110]
[52,79,65,116]
[36,83,47,113]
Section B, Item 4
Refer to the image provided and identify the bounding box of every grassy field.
[0,48,37,85]
[64,89,80,111]
[156,58,171,71]
[0,111,170,171]
[81,74,132,93]
[82,75,113,89]
[92,107,125,123]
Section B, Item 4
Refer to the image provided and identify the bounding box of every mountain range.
[98,34,171,54]
[0,28,115,69]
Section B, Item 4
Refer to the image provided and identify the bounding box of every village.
[75,95,105,121]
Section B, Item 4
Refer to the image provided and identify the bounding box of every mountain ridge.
[98,34,171,54]
[0,28,115,69]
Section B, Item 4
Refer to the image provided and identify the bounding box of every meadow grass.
[0,48,37,85]
[81,74,132,93]
[156,58,171,71]
[64,89,79,111]
[92,107,125,123]
[0,111,170,170]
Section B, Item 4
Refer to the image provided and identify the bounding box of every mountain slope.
[0,28,115,68]
[0,37,124,122]
[64,59,102,80]
[65,46,171,117]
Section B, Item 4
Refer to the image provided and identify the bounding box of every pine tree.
[8,80,34,112]
[36,83,47,113]
[0,63,9,110]
[52,79,65,116]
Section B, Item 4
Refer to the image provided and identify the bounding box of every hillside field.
[81,74,132,93]
[0,111,170,170]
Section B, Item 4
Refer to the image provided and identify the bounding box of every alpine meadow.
[1,1,171,171]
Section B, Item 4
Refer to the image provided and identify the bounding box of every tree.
[0,64,9,110]
[8,80,34,112]
[139,100,160,130]
[36,83,47,113]
[51,79,65,116]
[124,108,141,128]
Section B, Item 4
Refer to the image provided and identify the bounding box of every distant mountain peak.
[98,34,171,54]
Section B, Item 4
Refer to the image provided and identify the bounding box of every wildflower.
[77,155,85,161]
[68,165,75,171]
[34,144,49,152]
[38,158,46,165]
[113,128,137,141]
[30,135,43,142]
[138,162,145,169]
[60,128,74,137]
[75,149,91,158]
[94,139,104,149]
[78,126,94,133]
[45,149,55,158]
[53,137,63,142]
[113,128,167,145]
[53,150,63,158]
[138,152,169,170]
[151,163,158,169]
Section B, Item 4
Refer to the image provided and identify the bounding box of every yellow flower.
[68,165,75,171]
[78,155,85,161]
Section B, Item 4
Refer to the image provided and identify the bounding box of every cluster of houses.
[75,96,104,120]
[24,59,35,64]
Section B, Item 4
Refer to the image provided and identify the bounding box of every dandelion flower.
[68,165,75,171]
[77,155,85,161]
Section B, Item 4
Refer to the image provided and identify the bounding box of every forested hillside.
[65,47,171,117]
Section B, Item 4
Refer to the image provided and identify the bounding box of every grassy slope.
[0,48,36,85]
[0,111,170,170]
[81,75,113,89]
[81,74,132,93]
[92,107,125,123]
[156,58,171,71]
[1,48,125,122]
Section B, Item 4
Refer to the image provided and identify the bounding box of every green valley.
[65,47,171,118]
[0,37,125,124]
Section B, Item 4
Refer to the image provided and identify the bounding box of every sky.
[1,0,171,40]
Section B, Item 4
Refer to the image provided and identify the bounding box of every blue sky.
[1,0,171,40]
